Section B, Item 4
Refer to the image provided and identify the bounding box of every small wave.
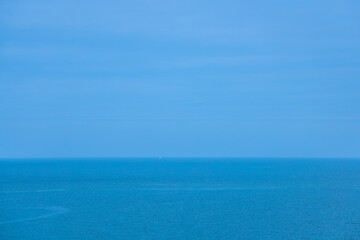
[0,189,65,194]
[0,206,69,224]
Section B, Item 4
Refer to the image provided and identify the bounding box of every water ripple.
[0,206,69,224]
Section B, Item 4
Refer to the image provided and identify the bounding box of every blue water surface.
[1,158,360,240]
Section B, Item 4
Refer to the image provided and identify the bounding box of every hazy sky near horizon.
[1,0,360,158]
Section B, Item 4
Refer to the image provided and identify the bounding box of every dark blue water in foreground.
[1,158,360,240]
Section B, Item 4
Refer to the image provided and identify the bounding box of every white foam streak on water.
[0,206,69,224]
[0,189,65,194]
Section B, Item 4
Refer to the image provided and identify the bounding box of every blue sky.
[1,0,359,158]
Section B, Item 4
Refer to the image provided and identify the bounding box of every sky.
[0,0,360,158]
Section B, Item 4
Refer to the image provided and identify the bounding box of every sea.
[0,158,359,240]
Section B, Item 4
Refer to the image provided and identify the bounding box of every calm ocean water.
[1,158,360,240]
